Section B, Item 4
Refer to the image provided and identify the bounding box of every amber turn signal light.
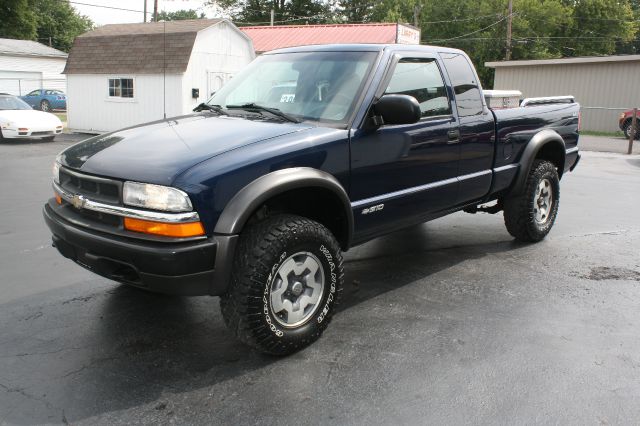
[123,217,205,238]
[55,193,62,204]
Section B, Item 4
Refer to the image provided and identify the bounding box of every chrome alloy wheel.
[270,251,325,328]
[534,178,553,224]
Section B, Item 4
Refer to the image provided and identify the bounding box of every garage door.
[0,71,43,96]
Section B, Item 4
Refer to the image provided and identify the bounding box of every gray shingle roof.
[64,19,224,75]
[0,38,68,58]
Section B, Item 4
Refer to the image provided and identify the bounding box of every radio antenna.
[163,18,166,119]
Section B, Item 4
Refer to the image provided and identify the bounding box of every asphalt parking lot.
[1,134,640,425]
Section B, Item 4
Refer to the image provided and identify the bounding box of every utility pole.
[153,0,158,22]
[270,9,275,26]
[413,3,421,28]
[505,0,513,60]
[143,0,147,22]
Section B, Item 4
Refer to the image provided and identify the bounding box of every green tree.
[214,0,331,25]
[0,0,37,40]
[565,0,638,56]
[153,9,206,21]
[339,0,376,22]
[33,0,94,52]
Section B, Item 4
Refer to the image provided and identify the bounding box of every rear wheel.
[220,214,344,355]
[623,120,639,140]
[503,160,560,242]
[40,100,50,112]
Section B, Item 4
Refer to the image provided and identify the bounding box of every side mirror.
[372,94,421,126]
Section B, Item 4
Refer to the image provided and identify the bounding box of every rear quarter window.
[440,53,484,117]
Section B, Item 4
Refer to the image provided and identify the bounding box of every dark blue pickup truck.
[44,44,580,354]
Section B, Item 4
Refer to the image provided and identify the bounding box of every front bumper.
[43,203,237,296]
[2,127,63,139]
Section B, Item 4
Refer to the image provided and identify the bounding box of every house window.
[108,78,134,98]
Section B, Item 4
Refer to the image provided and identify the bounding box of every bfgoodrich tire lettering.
[503,160,560,242]
[220,214,344,355]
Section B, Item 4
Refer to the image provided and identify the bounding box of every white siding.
[67,74,183,133]
[183,21,255,111]
[67,20,254,134]
[0,55,66,95]
[492,60,640,132]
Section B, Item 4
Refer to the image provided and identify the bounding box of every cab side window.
[384,58,452,118]
[440,53,483,117]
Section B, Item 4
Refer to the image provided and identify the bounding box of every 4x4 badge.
[71,194,85,209]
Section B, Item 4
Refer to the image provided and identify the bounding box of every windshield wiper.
[193,103,228,115]
[226,103,300,123]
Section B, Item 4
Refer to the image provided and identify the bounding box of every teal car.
[20,89,67,112]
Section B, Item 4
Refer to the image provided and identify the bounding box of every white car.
[0,94,63,141]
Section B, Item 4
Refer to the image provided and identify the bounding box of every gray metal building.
[486,55,640,132]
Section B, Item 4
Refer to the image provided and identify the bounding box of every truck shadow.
[0,221,526,423]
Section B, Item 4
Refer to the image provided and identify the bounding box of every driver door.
[350,54,460,241]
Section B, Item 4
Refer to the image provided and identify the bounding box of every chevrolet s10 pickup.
[44,44,580,354]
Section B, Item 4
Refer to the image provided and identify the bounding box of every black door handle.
[447,129,460,144]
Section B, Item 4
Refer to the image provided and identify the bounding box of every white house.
[64,19,255,133]
[0,38,67,95]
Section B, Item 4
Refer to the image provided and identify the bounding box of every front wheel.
[503,160,560,242]
[220,214,344,355]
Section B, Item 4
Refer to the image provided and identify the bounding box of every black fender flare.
[509,129,566,196]
[214,167,354,248]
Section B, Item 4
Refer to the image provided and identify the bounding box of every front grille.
[59,167,121,205]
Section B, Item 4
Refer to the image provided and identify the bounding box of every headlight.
[123,182,193,212]
[53,162,60,184]
[1,122,13,129]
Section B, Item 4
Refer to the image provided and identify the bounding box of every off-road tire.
[503,160,560,242]
[40,100,50,112]
[220,214,344,356]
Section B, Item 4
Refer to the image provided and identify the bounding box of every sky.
[70,0,226,26]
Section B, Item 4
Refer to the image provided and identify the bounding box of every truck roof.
[266,43,465,56]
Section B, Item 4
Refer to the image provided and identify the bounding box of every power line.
[432,14,512,42]
[63,0,151,14]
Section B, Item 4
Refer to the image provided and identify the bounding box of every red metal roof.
[240,23,400,53]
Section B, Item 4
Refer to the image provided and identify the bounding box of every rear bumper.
[43,203,237,296]
[565,146,580,173]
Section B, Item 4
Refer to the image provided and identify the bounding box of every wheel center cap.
[290,281,304,297]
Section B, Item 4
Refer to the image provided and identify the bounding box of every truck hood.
[58,114,314,185]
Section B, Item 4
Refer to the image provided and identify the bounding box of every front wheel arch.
[214,168,354,250]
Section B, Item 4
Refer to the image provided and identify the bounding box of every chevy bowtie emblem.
[72,194,86,209]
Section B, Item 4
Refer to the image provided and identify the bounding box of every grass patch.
[54,112,67,124]
[581,130,625,138]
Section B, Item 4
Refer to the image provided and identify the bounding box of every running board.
[463,201,503,214]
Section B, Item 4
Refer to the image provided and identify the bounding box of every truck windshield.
[207,51,378,125]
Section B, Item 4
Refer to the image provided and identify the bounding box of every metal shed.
[240,23,420,54]
[486,55,640,132]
